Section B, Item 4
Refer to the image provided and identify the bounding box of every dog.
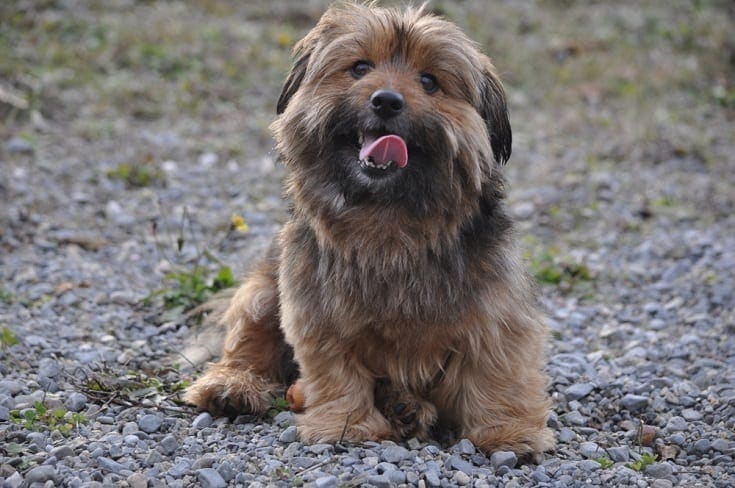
[184,2,555,457]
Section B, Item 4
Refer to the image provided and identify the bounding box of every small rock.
[455,438,476,455]
[564,383,595,401]
[490,450,517,469]
[279,426,298,443]
[98,457,127,474]
[192,455,216,470]
[644,461,674,479]
[453,471,471,486]
[168,459,192,477]
[692,438,711,454]
[681,408,702,421]
[607,446,629,463]
[6,137,34,154]
[376,462,397,474]
[447,454,474,475]
[197,468,227,488]
[367,474,391,488]
[651,480,674,488]
[127,472,148,488]
[580,441,602,458]
[665,416,688,432]
[388,470,406,484]
[532,467,550,483]
[50,445,74,460]
[25,465,56,484]
[138,413,163,433]
[315,475,337,488]
[64,392,87,412]
[159,434,178,455]
[3,471,23,488]
[192,412,213,429]
[381,445,411,463]
[620,394,649,412]
[0,380,24,395]
[562,410,587,426]
[424,470,441,487]
[711,439,730,452]
[0,406,10,421]
[273,410,294,426]
[558,427,576,443]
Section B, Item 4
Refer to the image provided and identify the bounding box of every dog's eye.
[350,61,372,79]
[420,73,439,94]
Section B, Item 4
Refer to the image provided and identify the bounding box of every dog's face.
[273,4,511,214]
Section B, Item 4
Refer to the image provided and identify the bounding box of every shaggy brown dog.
[184,2,555,457]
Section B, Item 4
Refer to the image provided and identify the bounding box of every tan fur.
[185,2,555,457]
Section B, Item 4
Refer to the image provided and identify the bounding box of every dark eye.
[350,61,372,79]
[420,73,439,94]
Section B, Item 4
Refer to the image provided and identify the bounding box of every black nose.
[370,89,405,119]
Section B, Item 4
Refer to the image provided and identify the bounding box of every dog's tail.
[177,289,235,369]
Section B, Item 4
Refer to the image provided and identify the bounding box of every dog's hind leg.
[184,247,296,417]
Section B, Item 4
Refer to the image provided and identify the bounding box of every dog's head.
[272,3,511,214]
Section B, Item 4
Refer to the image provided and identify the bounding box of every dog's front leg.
[291,350,393,444]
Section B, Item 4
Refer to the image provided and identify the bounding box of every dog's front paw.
[184,365,277,417]
[374,380,437,440]
[296,407,393,444]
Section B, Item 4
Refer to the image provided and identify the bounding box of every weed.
[9,401,87,436]
[268,396,290,418]
[627,452,658,472]
[159,264,235,311]
[530,250,592,286]
[106,155,165,188]
[594,457,614,469]
[0,326,19,349]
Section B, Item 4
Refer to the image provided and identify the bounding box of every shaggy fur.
[184,2,555,457]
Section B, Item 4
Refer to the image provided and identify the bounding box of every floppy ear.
[479,70,512,164]
[276,53,310,115]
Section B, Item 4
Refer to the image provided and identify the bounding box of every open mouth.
[356,131,409,175]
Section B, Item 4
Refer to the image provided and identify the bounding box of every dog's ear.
[479,70,512,164]
[277,53,310,115]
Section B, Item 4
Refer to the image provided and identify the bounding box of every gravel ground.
[1,1,734,487]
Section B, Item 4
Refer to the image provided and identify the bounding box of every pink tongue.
[359,135,408,168]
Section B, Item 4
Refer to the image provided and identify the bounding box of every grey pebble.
[127,472,147,488]
[0,406,9,421]
[447,454,474,475]
[607,446,629,463]
[424,469,441,487]
[565,382,595,401]
[620,394,649,412]
[580,441,602,458]
[645,461,675,479]
[192,412,213,429]
[315,475,337,488]
[681,408,703,421]
[97,456,127,474]
[490,450,517,469]
[279,425,298,443]
[6,136,34,154]
[168,459,192,477]
[3,471,23,488]
[197,468,227,488]
[381,445,411,463]
[64,392,87,412]
[273,410,294,426]
[692,438,711,454]
[456,438,476,455]
[388,470,407,484]
[453,471,471,485]
[138,413,163,433]
[159,434,178,455]
[562,410,587,426]
[367,474,392,488]
[711,438,731,452]
[665,416,688,432]
[25,465,56,484]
